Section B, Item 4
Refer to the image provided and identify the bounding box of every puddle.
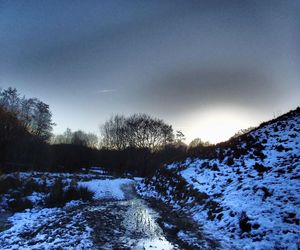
[86,183,176,249]
[123,199,160,237]
[122,198,175,249]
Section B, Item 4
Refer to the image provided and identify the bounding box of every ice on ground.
[123,199,175,250]
[133,237,174,250]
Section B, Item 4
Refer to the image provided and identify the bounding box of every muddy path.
[85,183,219,249]
[85,183,178,249]
[0,180,219,249]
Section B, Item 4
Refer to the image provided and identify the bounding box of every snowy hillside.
[137,107,300,249]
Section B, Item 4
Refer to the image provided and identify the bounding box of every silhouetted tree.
[101,115,127,150]
[0,106,27,165]
[100,114,174,151]
[52,128,98,148]
[0,87,54,142]
[31,100,54,141]
[0,87,20,114]
[189,138,211,148]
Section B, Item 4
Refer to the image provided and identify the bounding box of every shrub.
[261,139,267,144]
[45,179,64,207]
[64,186,94,202]
[211,163,220,171]
[0,175,22,194]
[253,163,271,174]
[261,186,272,200]
[275,144,285,152]
[8,198,33,212]
[239,211,251,233]
[226,157,234,166]
[227,178,233,184]
[253,150,266,160]
[45,180,94,207]
[23,178,46,195]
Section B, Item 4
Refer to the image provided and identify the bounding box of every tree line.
[53,114,210,151]
[0,87,214,176]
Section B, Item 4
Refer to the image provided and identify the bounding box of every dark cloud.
[135,66,279,114]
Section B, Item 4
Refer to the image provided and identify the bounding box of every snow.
[0,171,174,248]
[64,200,85,208]
[26,192,45,204]
[134,237,174,250]
[138,108,300,249]
[78,178,134,200]
[0,207,93,249]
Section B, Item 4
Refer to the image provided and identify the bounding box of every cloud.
[96,89,117,94]
[134,66,281,114]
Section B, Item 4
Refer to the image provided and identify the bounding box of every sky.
[0,0,299,143]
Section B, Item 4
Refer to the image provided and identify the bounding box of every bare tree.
[189,138,211,148]
[31,100,54,141]
[101,115,127,150]
[52,128,99,148]
[100,113,174,151]
[86,133,99,148]
[0,87,54,142]
[0,87,20,114]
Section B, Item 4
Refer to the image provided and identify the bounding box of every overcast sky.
[1,0,299,143]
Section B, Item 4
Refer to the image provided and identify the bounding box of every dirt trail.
[0,179,219,249]
[86,182,219,249]
[85,183,178,249]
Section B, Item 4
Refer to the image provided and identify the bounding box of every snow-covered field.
[138,108,300,249]
[0,168,178,249]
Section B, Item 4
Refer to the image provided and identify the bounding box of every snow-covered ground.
[0,206,93,249]
[138,108,300,249]
[0,170,178,249]
[79,178,134,200]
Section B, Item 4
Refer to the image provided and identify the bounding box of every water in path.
[86,183,178,249]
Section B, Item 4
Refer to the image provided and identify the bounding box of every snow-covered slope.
[137,108,300,249]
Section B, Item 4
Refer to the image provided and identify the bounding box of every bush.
[0,175,22,194]
[253,150,266,160]
[226,157,234,166]
[275,144,285,152]
[211,163,219,171]
[64,186,94,202]
[261,186,272,201]
[45,180,94,207]
[23,178,46,195]
[253,163,271,174]
[8,198,33,212]
[45,179,64,207]
[239,211,252,233]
